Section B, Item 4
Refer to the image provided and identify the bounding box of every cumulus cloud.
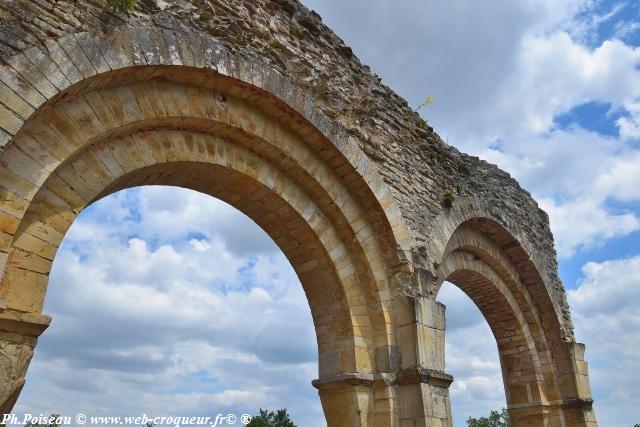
[503,34,640,135]
[17,187,323,427]
[617,98,640,140]
[75,186,280,257]
[539,196,639,257]
[568,256,640,426]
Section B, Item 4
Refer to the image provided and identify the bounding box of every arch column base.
[563,343,598,426]
[0,307,50,415]
[508,397,597,427]
[313,374,375,427]
[509,404,558,427]
[312,369,454,427]
[559,398,598,427]
[543,342,598,427]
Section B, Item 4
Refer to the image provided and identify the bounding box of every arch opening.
[438,281,506,424]
[433,221,568,425]
[16,185,325,424]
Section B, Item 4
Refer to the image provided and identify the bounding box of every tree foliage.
[246,409,296,427]
[466,408,512,427]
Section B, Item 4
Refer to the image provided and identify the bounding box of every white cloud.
[539,196,639,257]
[570,256,640,315]
[190,238,211,253]
[616,98,640,140]
[593,149,640,201]
[614,20,640,42]
[568,256,640,426]
[503,34,640,136]
[74,186,279,257]
[18,187,324,427]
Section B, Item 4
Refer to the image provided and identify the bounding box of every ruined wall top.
[0,0,574,338]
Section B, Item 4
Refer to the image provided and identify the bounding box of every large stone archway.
[432,220,594,425]
[0,1,596,426]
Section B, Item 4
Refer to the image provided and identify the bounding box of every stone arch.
[419,205,597,425]
[0,29,416,425]
[425,197,573,342]
[436,227,561,423]
[0,26,412,254]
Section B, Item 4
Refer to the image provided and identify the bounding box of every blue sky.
[12,1,640,426]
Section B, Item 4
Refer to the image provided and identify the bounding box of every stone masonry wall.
[0,0,574,338]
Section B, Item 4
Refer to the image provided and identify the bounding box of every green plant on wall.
[416,94,433,112]
[415,94,433,128]
[110,0,137,14]
[442,190,455,208]
[417,116,429,129]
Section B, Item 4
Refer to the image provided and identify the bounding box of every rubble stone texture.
[0,0,597,425]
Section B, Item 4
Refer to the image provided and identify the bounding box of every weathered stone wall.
[0,0,574,339]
